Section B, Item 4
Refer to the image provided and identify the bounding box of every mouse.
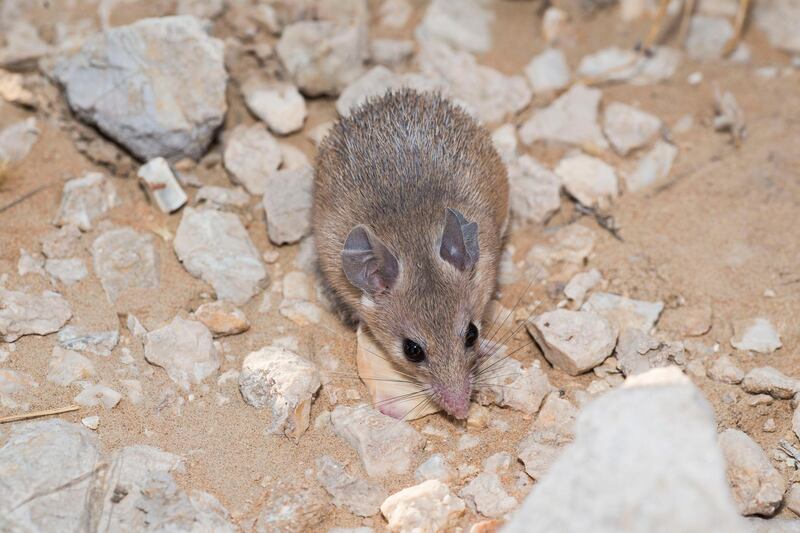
[312,89,509,419]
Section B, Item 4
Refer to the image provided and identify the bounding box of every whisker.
[482,276,537,349]
[476,338,538,378]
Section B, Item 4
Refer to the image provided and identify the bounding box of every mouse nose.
[435,384,472,420]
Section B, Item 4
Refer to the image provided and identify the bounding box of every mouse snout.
[434,382,472,419]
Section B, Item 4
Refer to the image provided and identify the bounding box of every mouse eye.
[403,339,426,363]
[465,322,479,348]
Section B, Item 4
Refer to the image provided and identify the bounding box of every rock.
[277,20,368,97]
[307,121,335,145]
[460,473,517,518]
[0,421,100,532]
[255,484,329,533]
[243,79,307,135]
[17,248,44,277]
[44,258,87,285]
[508,155,561,225]
[564,269,602,305]
[92,227,159,304]
[0,117,39,163]
[74,383,122,409]
[528,309,617,376]
[731,318,782,353]
[316,455,387,516]
[137,157,188,213]
[581,292,664,332]
[54,16,227,161]
[0,369,37,395]
[415,0,493,53]
[330,404,425,477]
[519,84,608,150]
[626,140,678,192]
[57,325,119,356]
[542,6,569,44]
[524,48,571,94]
[223,124,282,195]
[381,480,465,533]
[555,153,618,210]
[279,299,323,326]
[53,172,119,231]
[279,143,310,170]
[504,368,747,533]
[714,89,746,142]
[474,356,554,415]
[491,123,518,162]
[176,0,225,19]
[0,289,72,342]
[174,207,267,305]
[370,39,414,67]
[526,223,596,267]
[615,328,685,377]
[262,165,314,245]
[195,301,249,337]
[741,367,799,399]
[380,0,413,28]
[787,484,800,516]
[603,102,662,156]
[417,41,532,124]
[144,316,219,390]
[719,428,786,516]
[0,70,34,107]
[46,346,96,385]
[708,355,745,384]
[416,454,454,483]
[576,46,681,85]
[239,345,321,441]
[81,415,100,430]
[196,186,250,210]
[755,0,800,54]
[517,393,578,480]
[686,16,733,59]
[41,225,82,259]
[336,66,401,117]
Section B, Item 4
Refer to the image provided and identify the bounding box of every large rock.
[504,368,748,533]
[54,16,227,161]
[53,172,118,231]
[144,316,219,390]
[719,429,786,516]
[520,84,608,149]
[262,165,314,245]
[92,227,159,304]
[174,207,267,305]
[0,288,72,342]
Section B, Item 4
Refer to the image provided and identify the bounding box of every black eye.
[403,339,426,363]
[465,322,478,348]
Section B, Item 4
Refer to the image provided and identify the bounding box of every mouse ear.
[439,208,479,271]
[341,225,400,294]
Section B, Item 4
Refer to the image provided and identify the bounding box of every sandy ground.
[1,0,799,530]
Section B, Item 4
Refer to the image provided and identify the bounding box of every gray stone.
[41,225,82,259]
[379,0,412,28]
[529,310,617,376]
[508,155,561,225]
[243,79,307,135]
[626,141,678,192]
[46,346,96,385]
[255,483,330,533]
[44,258,88,286]
[0,289,72,342]
[555,153,619,210]
[520,84,608,149]
[262,165,314,245]
[74,383,122,409]
[0,117,39,163]
[474,356,554,415]
[54,16,227,161]
[755,0,800,54]
[194,301,249,337]
[576,46,681,85]
[517,393,578,480]
[719,428,786,516]
[603,102,662,156]
[17,248,44,277]
[731,318,782,353]
[459,472,517,518]
[316,455,387,516]
[707,355,745,384]
[144,316,219,390]
[223,124,282,195]
[380,480,465,533]
[415,454,454,482]
[174,207,267,305]
[370,38,414,67]
[195,186,250,210]
[581,292,664,332]
[57,325,119,356]
[137,157,188,213]
[615,328,686,377]
[53,172,119,231]
[742,367,800,399]
[564,269,603,306]
[92,227,159,304]
[686,16,734,59]
[525,48,571,94]
[527,223,596,267]
[415,0,493,53]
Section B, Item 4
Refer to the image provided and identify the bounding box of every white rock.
[223,124,282,195]
[520,84,608,149]
[504,369,748,533]
[92,227,159,304]
[17,248,44,277]
[307,121,335,145]
[336,65,400,117]
[755,0,800,54]
[527,223,596,267]
[688,71,704,85]
[460,472,517,518]
[277,20,368,97]
[196,186,250,210]
[719,428,786,516]
[417,41,532,124]
[176,0,224,19]
[121,379,143,405]
[380,0,413,28]
[731,318,782,353]
[714,89,746,142]
[144,316,219,390]
[0,421,100,532]
[381,480,465,533]
[517,393,578,480]
[279,143,310,170]
[370,39,414,67]
[137,157,188,213]
[415,0,493,53]
[41,225,81,259]
[707,355,745,384]
[741,367,799,399]
[54,16,227,161]
[243,79,307,135]
[174,207,267,305]
[508,155,561,225]
[614,328,685,377]
[316,455,387,516]
[416,454,454,482]
[626,140,678,192]
[194,301,250,337]
[0,117,39,162]
[0,289,72,342]
[577,46,681,85]
[529,310,617,376]
[331,404,425,477]
[239,345,321,441]
[46,346,96,386]
[542,7,569,45]
[564,269,603,305]
[555,153,618,209]
[75,383,122,409]
[57,326,119,356]
[525,48,571,94]
[581,292,664,332]
[53,172,119,231]
[0,369,37,396]
[262,165,314,245]
[474,356,554,415]
[491,123,518,162]
[686,16,733,60]
[44,258,88,285]
[81,415,100,430]
[255,483,329,533]
[603,102,662,155]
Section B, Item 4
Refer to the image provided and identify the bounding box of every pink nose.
[436,385,472,419]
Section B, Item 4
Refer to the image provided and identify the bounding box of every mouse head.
[342,208,493,420]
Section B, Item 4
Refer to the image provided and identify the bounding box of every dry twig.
[0,405,80,424]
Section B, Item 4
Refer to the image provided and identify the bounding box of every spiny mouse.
[313,90,509,419]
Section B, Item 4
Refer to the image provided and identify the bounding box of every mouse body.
[313,90,509,419]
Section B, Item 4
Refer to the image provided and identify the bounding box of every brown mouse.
[313,90,509,419]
